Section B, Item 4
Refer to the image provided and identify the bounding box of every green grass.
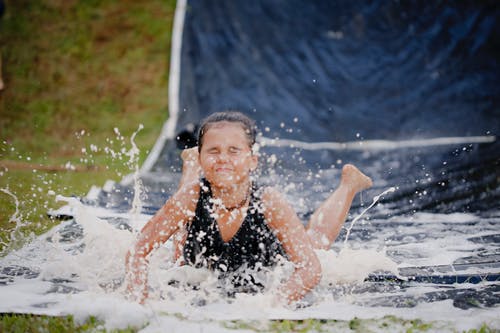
[1,314,498,333]
[0,1,175,330]
[0,0,175,251]
[0,314,139,333]
[223,317,499,333]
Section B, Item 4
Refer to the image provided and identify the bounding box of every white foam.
[1,187,498,331]
[408,211,478,223]
[57,292,151,331]
[1,208,498,331]
[316,248,399,284]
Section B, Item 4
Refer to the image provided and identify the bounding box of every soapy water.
[342,187,396,245]
[0,188,28,251]
[0,131,499,331]
[1,193,498,331]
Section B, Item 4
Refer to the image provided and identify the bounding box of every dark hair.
[198,111,257,152]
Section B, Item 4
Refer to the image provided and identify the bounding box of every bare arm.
[262,187,322,303]
[125,179,199,302]
[172,147,201,262]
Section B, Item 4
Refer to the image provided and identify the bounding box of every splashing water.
[0,188,20,224]
[343,187,396,245]
[125,124,145,219]
[1,192,498,331]
[0,188,28,253]
[1,132,499,331]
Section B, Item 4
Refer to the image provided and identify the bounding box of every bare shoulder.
[262,186,285,204]
[261,186,288,211]
[260,186,298,229]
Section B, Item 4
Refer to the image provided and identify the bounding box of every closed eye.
[229,147,242,154]
[207,148,219,154]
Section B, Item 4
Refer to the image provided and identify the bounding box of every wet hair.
[197,111,257,152]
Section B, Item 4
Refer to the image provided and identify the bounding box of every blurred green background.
[0,0,176,252]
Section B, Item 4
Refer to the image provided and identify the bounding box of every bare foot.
[179,147,201,188]
[181,147,201,172]
[341,164,373,192]
[181,146,199,162]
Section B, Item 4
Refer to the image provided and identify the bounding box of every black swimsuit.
[183,179,286,277]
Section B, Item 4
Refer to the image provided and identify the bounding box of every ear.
[249,154,258,172]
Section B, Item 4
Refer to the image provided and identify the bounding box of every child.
[125,111,372,304]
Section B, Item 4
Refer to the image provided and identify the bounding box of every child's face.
[199,122,257,188]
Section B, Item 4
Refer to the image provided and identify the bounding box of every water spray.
[343,187,396,245]
[127,124,145,222]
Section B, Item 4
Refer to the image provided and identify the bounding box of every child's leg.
[306,164,372,250]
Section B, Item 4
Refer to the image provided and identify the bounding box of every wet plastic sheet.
[174,0,499,141]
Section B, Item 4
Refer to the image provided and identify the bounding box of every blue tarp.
[117,0,500,217]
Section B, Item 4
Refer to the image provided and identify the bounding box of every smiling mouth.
[215,167,233,173]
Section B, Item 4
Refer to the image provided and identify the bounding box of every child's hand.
[271,289,296,309]
[125,282,148,304]
[124,269,149,304]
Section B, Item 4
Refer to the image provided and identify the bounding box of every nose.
[216,151,229,162]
